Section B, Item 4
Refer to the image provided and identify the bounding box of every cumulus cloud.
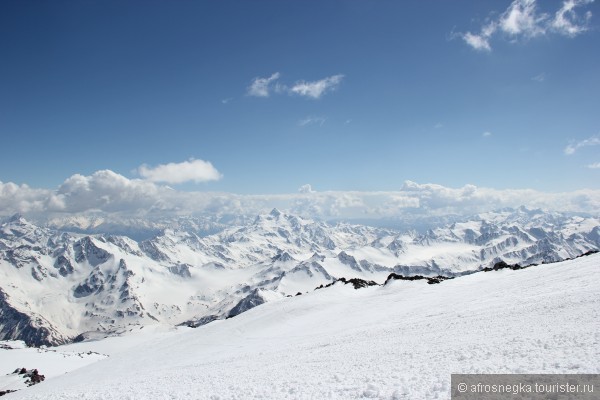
[138,159,222,184]
[49,170,163,213]
[247,72,281,97]
[564,136,600,155]
[588,162,600,169]
[482,131,492,138]
[289,75,344,99]
[1,172,600,222]
[460,0,594,51]
[298,184,316,193]
[0,182,50,214]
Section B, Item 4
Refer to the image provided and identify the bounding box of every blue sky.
[1,0,599,198]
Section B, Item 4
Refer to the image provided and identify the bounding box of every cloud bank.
[1,172,600,221]
[460,0,594,51]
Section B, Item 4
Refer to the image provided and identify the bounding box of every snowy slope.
[0,208,598,346]
[6,253,600,399]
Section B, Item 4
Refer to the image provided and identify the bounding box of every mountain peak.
[309,252,325,262]
[269,208,282,218]
[272,251,295,263]
[7,213,27,224]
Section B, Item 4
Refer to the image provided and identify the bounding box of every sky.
[0,0,599,219]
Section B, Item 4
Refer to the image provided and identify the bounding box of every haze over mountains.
[1,207,598,347]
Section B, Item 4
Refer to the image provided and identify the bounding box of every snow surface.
[4,253,599,399]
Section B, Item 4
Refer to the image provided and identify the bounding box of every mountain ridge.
[0,207,598,346]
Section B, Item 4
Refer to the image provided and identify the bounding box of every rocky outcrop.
[228,289,268,318]
[316,277,379,290]
[167,264,192,278]
[74,237,111,266]
[337,251,362,272]
[178,315,220,328]
[0,289,69,347]
[384,273,451,285]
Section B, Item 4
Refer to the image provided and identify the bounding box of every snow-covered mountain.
[0,208,598,347]
[3,252,600,399]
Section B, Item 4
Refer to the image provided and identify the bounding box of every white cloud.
[298,116,326,127]
[499,0,547,37]
[460,20,497,52]
[396,180,600,216]
[49,170,163,213]
[2,173,600,221]
[551,0,594,37]
[587,162,600,169]
[462,31,492,51]
[460,0,593,51]
[247,72,281,97]
[247,73,344,100]
[289,75,344,99]
[482,131,492,138]
[564,136,600,155]
[298,184,315,194]
[138,159,222,184]
[0,181,50,214]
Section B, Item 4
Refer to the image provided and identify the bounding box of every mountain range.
[1,207,598,347]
